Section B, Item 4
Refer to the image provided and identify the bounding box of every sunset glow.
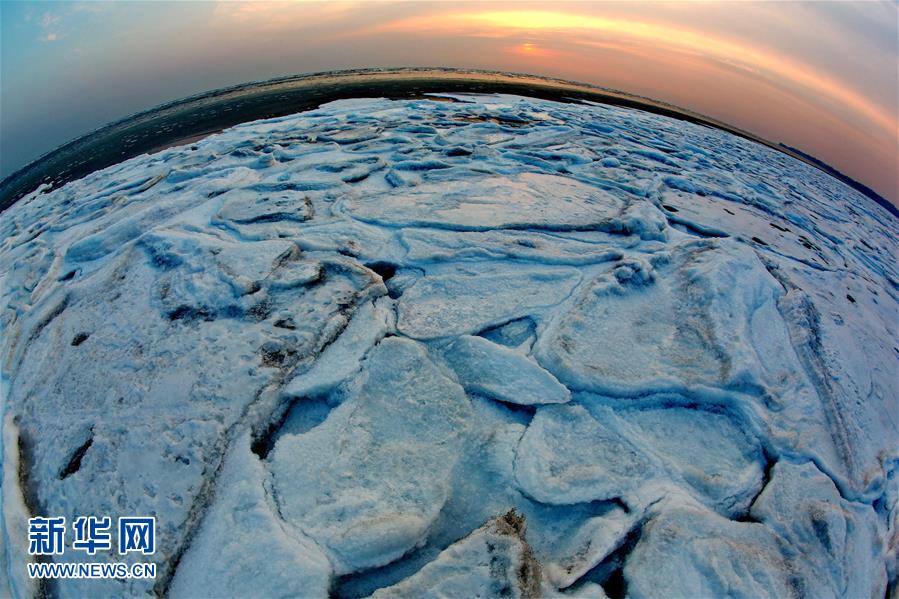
[2,1,896,203]
[509,42,556,58]
[380,9,896,137]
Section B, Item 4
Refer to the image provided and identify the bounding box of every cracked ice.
[0,93,896,598]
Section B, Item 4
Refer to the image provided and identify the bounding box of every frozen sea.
[0,93,896,598]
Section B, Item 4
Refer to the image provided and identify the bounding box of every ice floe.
[0,93,894,597]
[269,337,473,574]
[369,510,541,599]
[436,335,570,406]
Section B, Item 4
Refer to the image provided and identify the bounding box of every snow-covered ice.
[270,337,473,575]
[436,335,570,406]
[368,510,541,599]
[0,93,895,597]
[169,433,332,598]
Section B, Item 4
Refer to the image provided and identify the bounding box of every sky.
[2,1,897,204]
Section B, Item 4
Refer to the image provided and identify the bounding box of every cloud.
[508,42,560,59]
[211,1,366,31]
[375,8,897,140]
[71,2,109,14]
[39,11,60,29]
[34,9,62,41]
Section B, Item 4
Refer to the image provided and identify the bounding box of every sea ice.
[437,335,570,406]
[169,434,331,598]
[396,263,581,339]
[625,503,799,598]
[269,337,473,574]
[514,404,657,505]
[0,92,894,597]
[369,511,541,599]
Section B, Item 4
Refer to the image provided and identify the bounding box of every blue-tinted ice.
[0,94,895,598]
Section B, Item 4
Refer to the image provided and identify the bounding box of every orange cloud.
[509,42,557,58]
[375,9,896,139]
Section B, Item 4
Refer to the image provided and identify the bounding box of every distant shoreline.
[1,68,894,218]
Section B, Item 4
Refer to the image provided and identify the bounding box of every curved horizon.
[1,2,896,205]
[2,67,892,218]
[0,66,787,174]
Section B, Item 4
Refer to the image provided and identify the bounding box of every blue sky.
[2,1,897,202]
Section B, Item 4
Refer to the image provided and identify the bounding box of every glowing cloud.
[377,9,896,138]
[509,42,556,58]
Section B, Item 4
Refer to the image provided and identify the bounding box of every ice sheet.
[0,93,894,597]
